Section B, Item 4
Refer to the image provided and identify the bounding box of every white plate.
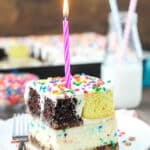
[116,110,150,150]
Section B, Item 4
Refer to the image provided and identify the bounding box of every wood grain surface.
[0,0,149,49]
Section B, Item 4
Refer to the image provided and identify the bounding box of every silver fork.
[12,113,29,150]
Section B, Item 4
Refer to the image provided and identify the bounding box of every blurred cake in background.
[30,32,106,65]
[0,32,106,69]
[0,73,38,107]
[0,37,44,69]
[0,42,43,69]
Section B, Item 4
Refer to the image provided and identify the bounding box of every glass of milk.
[102,12,143,109]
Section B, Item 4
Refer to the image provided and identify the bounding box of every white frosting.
[75,92,85,116]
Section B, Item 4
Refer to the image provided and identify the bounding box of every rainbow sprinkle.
[30,74,110,99]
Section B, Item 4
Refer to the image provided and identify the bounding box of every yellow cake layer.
[82,90,115,119]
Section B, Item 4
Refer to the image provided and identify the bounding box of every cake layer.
[27,138,119,150]
[25,75,115,129]
[28,115,117,150]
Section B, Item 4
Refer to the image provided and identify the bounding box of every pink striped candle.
[63,0,71,88]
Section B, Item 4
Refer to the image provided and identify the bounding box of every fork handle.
[18,141,26,150]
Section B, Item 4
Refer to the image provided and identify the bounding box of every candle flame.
[63,0,69,17]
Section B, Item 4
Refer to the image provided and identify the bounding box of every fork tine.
[21,113,28,136]
[23,114,29,136]
[12,113,17,138]
[13,114,19,139]
[12,113,29,141]
[16,114,21,137]
[18,114,24,136]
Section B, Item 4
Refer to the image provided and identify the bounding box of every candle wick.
[64,16,68,20]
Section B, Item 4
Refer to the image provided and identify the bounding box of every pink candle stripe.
[63,18,71,88]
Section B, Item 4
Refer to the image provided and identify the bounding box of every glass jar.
[101,11,143,109]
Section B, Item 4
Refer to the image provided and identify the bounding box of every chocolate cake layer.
[95,144,119,150]
[28,88,41,116]
[27,88,83,129]
[29,135,119,150]
[43,97,83,129]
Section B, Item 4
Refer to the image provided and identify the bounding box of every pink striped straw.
[123,0,138,52]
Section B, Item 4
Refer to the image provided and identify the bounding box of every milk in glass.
[101,61,142,108]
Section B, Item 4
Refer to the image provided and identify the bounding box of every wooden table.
[136,88,150,125]
[0,0,150,50]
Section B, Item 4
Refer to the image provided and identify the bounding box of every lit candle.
[63,0,71,88]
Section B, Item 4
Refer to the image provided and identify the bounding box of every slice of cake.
[25,74,118,150]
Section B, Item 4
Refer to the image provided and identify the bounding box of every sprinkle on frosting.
[97,125,103,132]
[29,74,110,99]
